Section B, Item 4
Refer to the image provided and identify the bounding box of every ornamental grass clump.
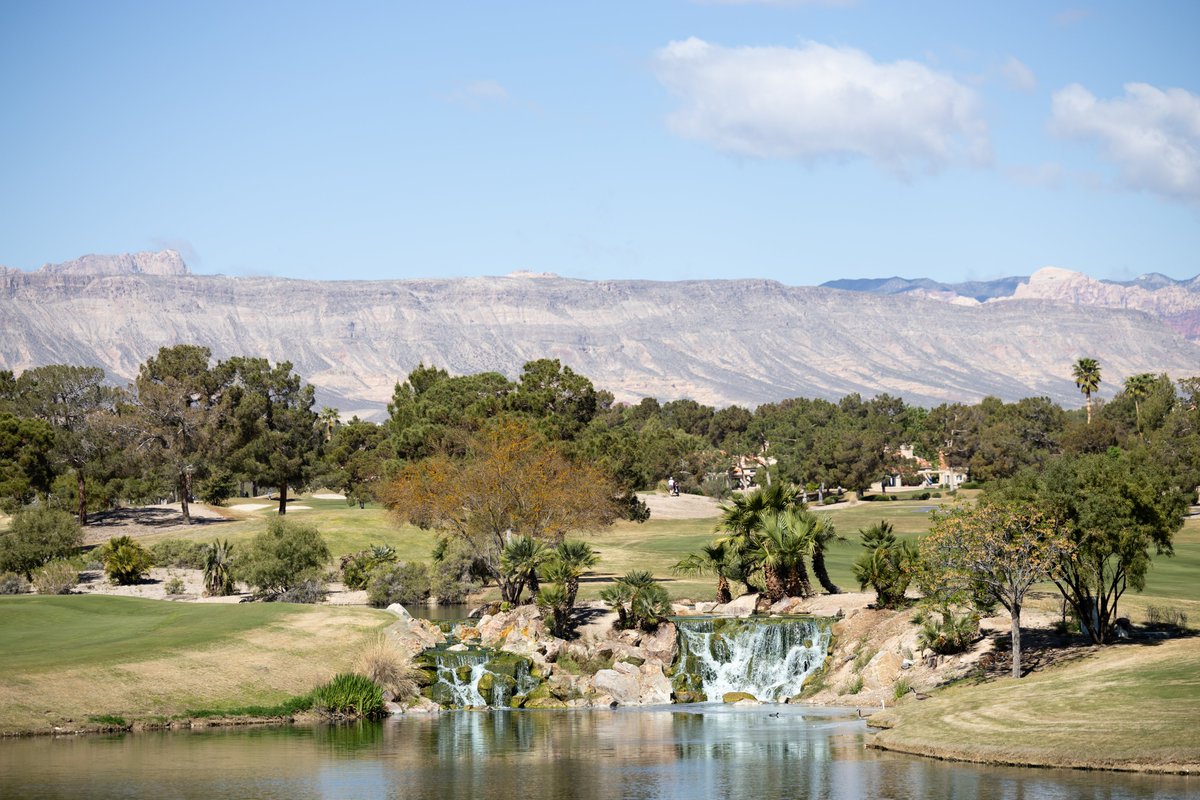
[356,634,419,703]
[309,673,385,718]
[32,560,78,595]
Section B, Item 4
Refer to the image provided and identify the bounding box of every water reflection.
[0,708,1193,799]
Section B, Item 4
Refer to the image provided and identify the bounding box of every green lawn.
[871,635,1200,770]
[0,595,307,672]
[0,595,391,732]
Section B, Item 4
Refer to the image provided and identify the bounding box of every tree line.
[3,349,1200,523]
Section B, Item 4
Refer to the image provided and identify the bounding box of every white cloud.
[444,79,511,109]
[1054,8,1091,27]
[1000,56,1036,93]
[1050,82,1200,203]
[652,38,990,176]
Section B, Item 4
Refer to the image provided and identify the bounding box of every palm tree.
[500,535,548,604]
[543,540,598,609]
[753,510,815,600]
[852,521,917,609]
[1073,358,1102,425]
[672,542,740,604]
[805,512,842,594]
[318,406,340,442]
[601,570,670,631]
[1124,373,1155,437]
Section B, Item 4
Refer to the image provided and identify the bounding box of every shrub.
[0,571,30,594]
[1145,605,1189,630]
[203,539,237,596]
[428,566,472,604]
[163,576,185,595]
[843,675,864,695]
[367,561,430,608]
[356,634,419,702]
[150,539,208,569]
[0,508,83,579]
[239,518,331,596]
[893,678,912,700]
[101,535,152,585]
[277,579,328,604]
[821,496,838,505]
[309,673,385,717]
[340,544,398,590]
[33,559,79,595]
[917,607,979,655]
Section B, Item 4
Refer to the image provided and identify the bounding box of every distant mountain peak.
[36,249,190,277]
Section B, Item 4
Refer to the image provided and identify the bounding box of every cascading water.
[673,616,832,703]
[418,645,541,708]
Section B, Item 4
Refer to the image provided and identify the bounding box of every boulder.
[386,603,412,618]
[712,594,758,618]
[769,597,805,615]
[694,602,718,614]
[635,663,672,705]
[722,691,759,704]
[592,669,640,706]
[863,650,904,689]
[639,622,678,665]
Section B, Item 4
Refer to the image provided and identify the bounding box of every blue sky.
[1,1,1197,285]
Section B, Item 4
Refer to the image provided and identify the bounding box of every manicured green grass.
[0,595,305,672]
[871,636,1200,770]
[0,594,392,733]
[134,498,441,560]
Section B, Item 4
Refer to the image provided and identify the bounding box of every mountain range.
[3,251,1200,420]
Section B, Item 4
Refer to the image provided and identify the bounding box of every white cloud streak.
[652,38,990,176]
[1050,82,1200,203]
[1001,56,1037,93]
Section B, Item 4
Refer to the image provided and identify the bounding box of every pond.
[406,603,475,622]
[1,707,1193,799]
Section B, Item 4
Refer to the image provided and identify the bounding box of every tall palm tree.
[804,512,842,594]
[1073,358,1102,425]
[1124,372,1155,437]
[673,541,740,604]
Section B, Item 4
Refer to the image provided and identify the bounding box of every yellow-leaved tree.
[921,502,1075,679]
[381,416,617,603]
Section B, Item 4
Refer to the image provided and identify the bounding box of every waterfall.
[418,645,541,708]
[673,617,832,703]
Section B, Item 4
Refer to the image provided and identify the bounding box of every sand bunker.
[228,503,270,512]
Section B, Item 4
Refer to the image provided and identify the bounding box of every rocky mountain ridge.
[825,267,1200,340]
[4,251,1200,419]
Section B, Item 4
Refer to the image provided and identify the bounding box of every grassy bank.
[868,636,1200,772]
[0,595,392,734]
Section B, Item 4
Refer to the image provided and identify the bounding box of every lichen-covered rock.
[722,691,759,704]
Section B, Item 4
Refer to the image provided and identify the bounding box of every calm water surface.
[0,707,1193,799]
